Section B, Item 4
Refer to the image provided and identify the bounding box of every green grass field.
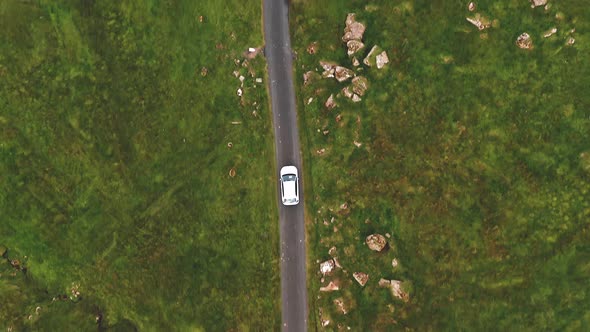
[291,0,590,330]
[0,0,280,330]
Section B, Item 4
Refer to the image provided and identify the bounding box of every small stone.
[200,67,208,76]
[229,168,236,177]
[352,94,362,103]
[353,141,362,148]
[392,258,399,268]
[329,246,337,256]
[227,142,233,148]
[335,114,342,122]
[566,37,575,46]
[468,2,476,11]
[320,259,335,275]
[255,78,263,83]
[307,42,319,55]
[378,278,391,288]
[237,88,243,97]
[543,27,557,38]
[342,86,353,99]
[352,57,360,67]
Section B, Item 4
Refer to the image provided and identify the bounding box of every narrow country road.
[263,0,308,331]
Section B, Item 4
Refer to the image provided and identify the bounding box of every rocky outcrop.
[353,272,369,287]
[320,258,335,275]
[334,66,354,82]
[320,281,339,292]
[342,13,366,43]
[516,32,533,49]
[366,234,387,251]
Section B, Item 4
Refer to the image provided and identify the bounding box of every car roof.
[283,180,297,199]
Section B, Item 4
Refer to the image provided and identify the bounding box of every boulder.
[376,51,389,69]
[516,32,533,49]
[365,234,387,251]
[320,281,339,292]
[342,13,366,42]
[325,94,337,110]
[351,76,368,96]
[320,258,335,275]
[334,66,354,82]
[353,272,369,287]
[530,0,547,7]
[346,40,365,56]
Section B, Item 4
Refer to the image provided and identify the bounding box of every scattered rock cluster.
[464,1,577,50]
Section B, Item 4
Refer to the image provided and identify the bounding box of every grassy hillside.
[291,0,590,330]
[0,0,279,330]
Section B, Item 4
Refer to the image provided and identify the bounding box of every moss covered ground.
[0,0,279,330]
[291,0,590,330]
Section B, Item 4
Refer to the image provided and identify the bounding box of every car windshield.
[282,174,296,182]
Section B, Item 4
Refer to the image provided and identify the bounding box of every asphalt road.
[263,0,308,331]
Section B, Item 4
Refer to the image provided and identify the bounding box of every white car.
[280,166,300,206]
